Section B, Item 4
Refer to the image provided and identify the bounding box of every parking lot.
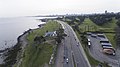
[87,33,119,67]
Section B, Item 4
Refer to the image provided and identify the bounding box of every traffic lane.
[63,23,88,67]
[58,21,90,67]
[88,36,118,66]
[63,38,68,67]
[64,23,89,67]
[65,25,74,67]
[63,25,74,67]
[70,32,89,67]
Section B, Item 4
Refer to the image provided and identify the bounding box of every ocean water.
[0,17,44,50]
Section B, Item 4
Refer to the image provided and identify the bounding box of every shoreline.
[1,23,45,66]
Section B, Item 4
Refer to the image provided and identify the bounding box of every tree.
[55,28,67,43]
[34,36,45,44]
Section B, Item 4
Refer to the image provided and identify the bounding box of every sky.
[0,0,120,17]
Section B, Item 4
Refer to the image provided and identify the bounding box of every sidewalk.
[54,40,64,67]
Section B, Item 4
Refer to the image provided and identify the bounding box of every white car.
[88,38,91,46]
[66,58,68,63]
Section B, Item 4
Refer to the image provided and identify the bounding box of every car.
[77,42,79,46]
[102,46,113,49]
[97,34,105,38]
[88,38,91,47]
[103,48,115,56]
[66,58,68,63]
[91,34,97,38]
[101,43,112,47]
[88,38,90,42]
[87,32,92,35]
[63,55,65,59]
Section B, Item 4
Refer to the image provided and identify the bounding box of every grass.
[79,18,117,48]
[19,20,61,67]
[105,33,116,48]
[71,18,117,66]
[79,18,117,32]
[79,18,100,32]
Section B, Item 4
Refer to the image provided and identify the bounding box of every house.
[45,31,57,37]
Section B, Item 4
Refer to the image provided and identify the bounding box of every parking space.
[87,33,119,67]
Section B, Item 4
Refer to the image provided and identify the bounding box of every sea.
[0,16,48,63]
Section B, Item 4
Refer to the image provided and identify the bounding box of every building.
[45,31,57,37]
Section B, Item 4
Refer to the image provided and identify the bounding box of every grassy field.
[19,20,61,67]
[79,18,117,48]
[79,18,100,32]
[79,18,117,32]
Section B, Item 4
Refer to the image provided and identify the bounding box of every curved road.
[57,20,91,67]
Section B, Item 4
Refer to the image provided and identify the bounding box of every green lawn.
[79,18,117,48]
[79,18,117,32]
[79,18,100,32]
[19,20,61,67]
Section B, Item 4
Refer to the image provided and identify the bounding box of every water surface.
[0,17,43,50]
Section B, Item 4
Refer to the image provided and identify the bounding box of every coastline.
[2,24,45,67]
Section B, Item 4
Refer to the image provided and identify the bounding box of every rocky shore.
[0,28,37,67]
[0,19,47,67]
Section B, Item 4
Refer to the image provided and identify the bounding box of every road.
[57,20,91,67]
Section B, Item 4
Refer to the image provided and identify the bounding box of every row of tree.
[89,14,113,25]
[64,16,85,24]
[60,12,120,26]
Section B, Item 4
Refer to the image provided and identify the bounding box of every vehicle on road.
[77,44,79,46]
[77,42,79,46]
[66,58,68,63]
[63,55,65,59]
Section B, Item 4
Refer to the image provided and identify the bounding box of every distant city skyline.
[0,0,120,17]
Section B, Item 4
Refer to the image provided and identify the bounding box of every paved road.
[57,20,91,67]
[87,35,119,67]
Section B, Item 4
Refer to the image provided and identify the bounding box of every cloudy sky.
[0,0,120,17]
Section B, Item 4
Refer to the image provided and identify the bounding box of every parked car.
[101,43,112,47]
[97,33,105,38]
[88,38,91,48]
[102,46,113,49]
[103,48,115,56]
[91,34,97,38]
[87,32,92,35]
